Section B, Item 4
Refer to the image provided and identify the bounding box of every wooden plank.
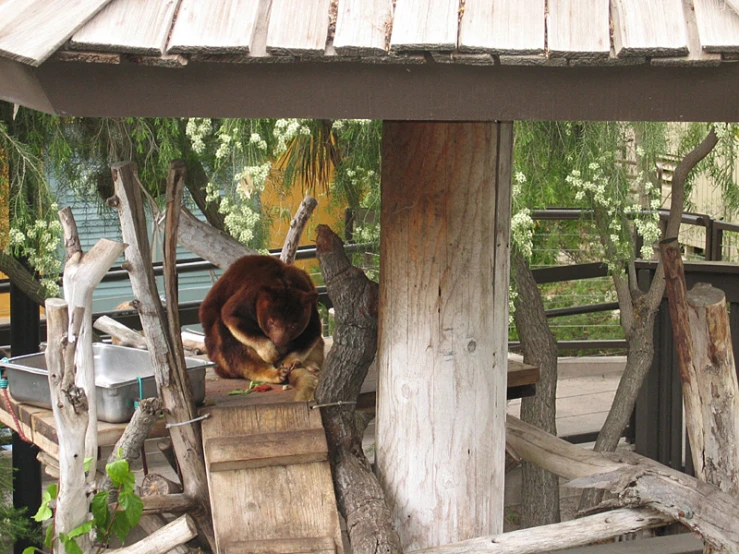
[266,0,333,56]
[693,0,739,53]
[205,429,328,472]
[0,0,114,66]
[201,403,343,554]
[507,360,540,388]
[390,0,458,52]
[333,0,393,56]
[653,0,722,66]
[612,0,690,57]
[167,0,260,55]
[460,0,544,54]
[547,0,610,60]
[70,0,179,55]
[222,536,336,554]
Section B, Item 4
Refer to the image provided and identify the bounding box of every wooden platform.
[0,357,538,458]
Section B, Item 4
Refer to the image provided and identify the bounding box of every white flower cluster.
[185,118,213,154]
[235,162,272,194]
[220,198,260,245]
[274,119,311,154]
[567,159,662,266]
[249,132,268,151]
[6,214,63,296]
[511,209,534,259]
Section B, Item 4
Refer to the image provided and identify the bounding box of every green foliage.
[28,456,143,553]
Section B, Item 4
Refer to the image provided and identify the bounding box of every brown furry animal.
[199,255,324,401]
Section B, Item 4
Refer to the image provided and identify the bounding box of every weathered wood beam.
[414,507,673,554]
[377,121,512,548]
[93,315,147,348]
[106,514,198,554]
[507,416,739,552]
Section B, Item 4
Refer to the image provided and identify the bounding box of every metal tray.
[1,343,213,423]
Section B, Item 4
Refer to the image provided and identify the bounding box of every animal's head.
[256,287,318,348]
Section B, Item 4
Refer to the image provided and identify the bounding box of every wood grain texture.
[222,537,336,554]
[377,122,510,550]
[333,0,393,55]
[202,403,343,554]
[460,0,544,54]
[693,0,739,52]
[167,0,259,55]
[205,429,328,472]
[390,0,458,51]
[547,0,610,59]
[611,0,690,57]
[266,0,333,56]
[653,0,722,66]
[0,0,113,65]
[70,0,179,55]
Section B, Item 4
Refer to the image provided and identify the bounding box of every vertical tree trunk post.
[377,121,513,549]
[45,298,91,554]
[660,238,739,499]
[314,225,402,554]
[59,208,127,484]
[110,161,214,551]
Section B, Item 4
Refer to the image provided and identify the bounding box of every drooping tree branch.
[0,251,46,305]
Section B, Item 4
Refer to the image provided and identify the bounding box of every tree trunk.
[60,207,127,484]
[314,225,402,554]
[44,298,92,554]
[111,161,214,551]
[511,250,560,527]
[376,121,512,549]
[0,251,46,305]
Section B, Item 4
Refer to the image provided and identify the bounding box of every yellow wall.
[260,167,344,281]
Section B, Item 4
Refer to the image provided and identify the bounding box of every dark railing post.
[9,278,42,554]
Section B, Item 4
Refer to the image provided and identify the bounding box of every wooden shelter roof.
[1,0,738,121]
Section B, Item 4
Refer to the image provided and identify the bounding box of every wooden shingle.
[167,0,259,55]
[612,0,690,57]
[71,0,179,56]
[548,0,611,60]
[460,0,545,55]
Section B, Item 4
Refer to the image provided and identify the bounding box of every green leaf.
[91,491,111,530]
[110,512,133,545]
[60,534,84,554]
[83,457,93,473]
[106,459,135,490]
[44,521,54,547]
[22,547,37,554]
[67,519,94,539]
[32,504,52,522]
[118,491,144,527]
[47,482,58,500]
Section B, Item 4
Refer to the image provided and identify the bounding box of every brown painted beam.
[0,58,737,121]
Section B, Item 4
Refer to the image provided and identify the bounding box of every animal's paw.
[303,361,321,375]
[275,364,292,382]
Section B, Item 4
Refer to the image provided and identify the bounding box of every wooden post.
[59,207,127,483]
[376,121,512,549]
[111,162,215,551]
[44,298,91,554]
[660,238,739,500]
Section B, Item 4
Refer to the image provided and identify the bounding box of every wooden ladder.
[201,402,344,554]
